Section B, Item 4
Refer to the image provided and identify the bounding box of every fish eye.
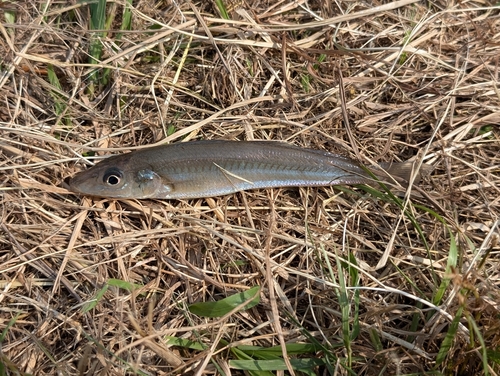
[103,168,123,186]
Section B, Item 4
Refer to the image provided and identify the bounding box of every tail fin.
[379,161,433,184]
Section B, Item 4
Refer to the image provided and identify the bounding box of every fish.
[68,140,425,199]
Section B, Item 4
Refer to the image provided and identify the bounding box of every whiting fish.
[68,140,426,199]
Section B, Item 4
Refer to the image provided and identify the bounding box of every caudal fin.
[380,161,433,184]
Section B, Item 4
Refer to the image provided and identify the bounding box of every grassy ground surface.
[0,1,499,375]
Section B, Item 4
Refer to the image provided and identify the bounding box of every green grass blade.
[164,336,208,351]
[107,278,143,292]
[433,230,458,305]
[354,182,438,286]
[348,251,360,340]
[3,0,15,33]
[89,0,106,64]
[301,74,311,93]
[81,279,143,313]
[121,0,133,30]
[332,247,358,368]
[116,0,133,41]
[189,286,260,317]
[407,301,423,343]
[87,0,108,94]
[230,346,274,376]
[0,313,20,343]
[82,284,109,313]
[467,314,490,376]
[214,0,230,20]
[435,306,463,366]
[46,64,69,125]
[369,328,383,352]
[283,310,339,374]
[229,358,326,371]
[237,343,320,358]
[486,348,500,366]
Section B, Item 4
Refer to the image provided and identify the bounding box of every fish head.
[69,159,164,199]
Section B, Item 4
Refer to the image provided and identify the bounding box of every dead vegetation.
[0,0,499,375]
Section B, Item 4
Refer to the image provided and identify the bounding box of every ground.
[0,1,499,375]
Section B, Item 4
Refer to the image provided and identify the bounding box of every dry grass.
[1,0,499,375]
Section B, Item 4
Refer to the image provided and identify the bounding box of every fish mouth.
[62,176,84,195]
[67,176,84,194]
[62,176,72,188]
[67,170,99,195]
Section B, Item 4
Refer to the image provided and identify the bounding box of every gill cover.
[134,169,164,198]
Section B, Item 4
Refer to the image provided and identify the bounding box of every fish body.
[69,140,416,199]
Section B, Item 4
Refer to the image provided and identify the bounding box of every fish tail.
[379,161,433,184]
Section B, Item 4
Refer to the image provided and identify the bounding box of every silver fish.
[69,140,422,199]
